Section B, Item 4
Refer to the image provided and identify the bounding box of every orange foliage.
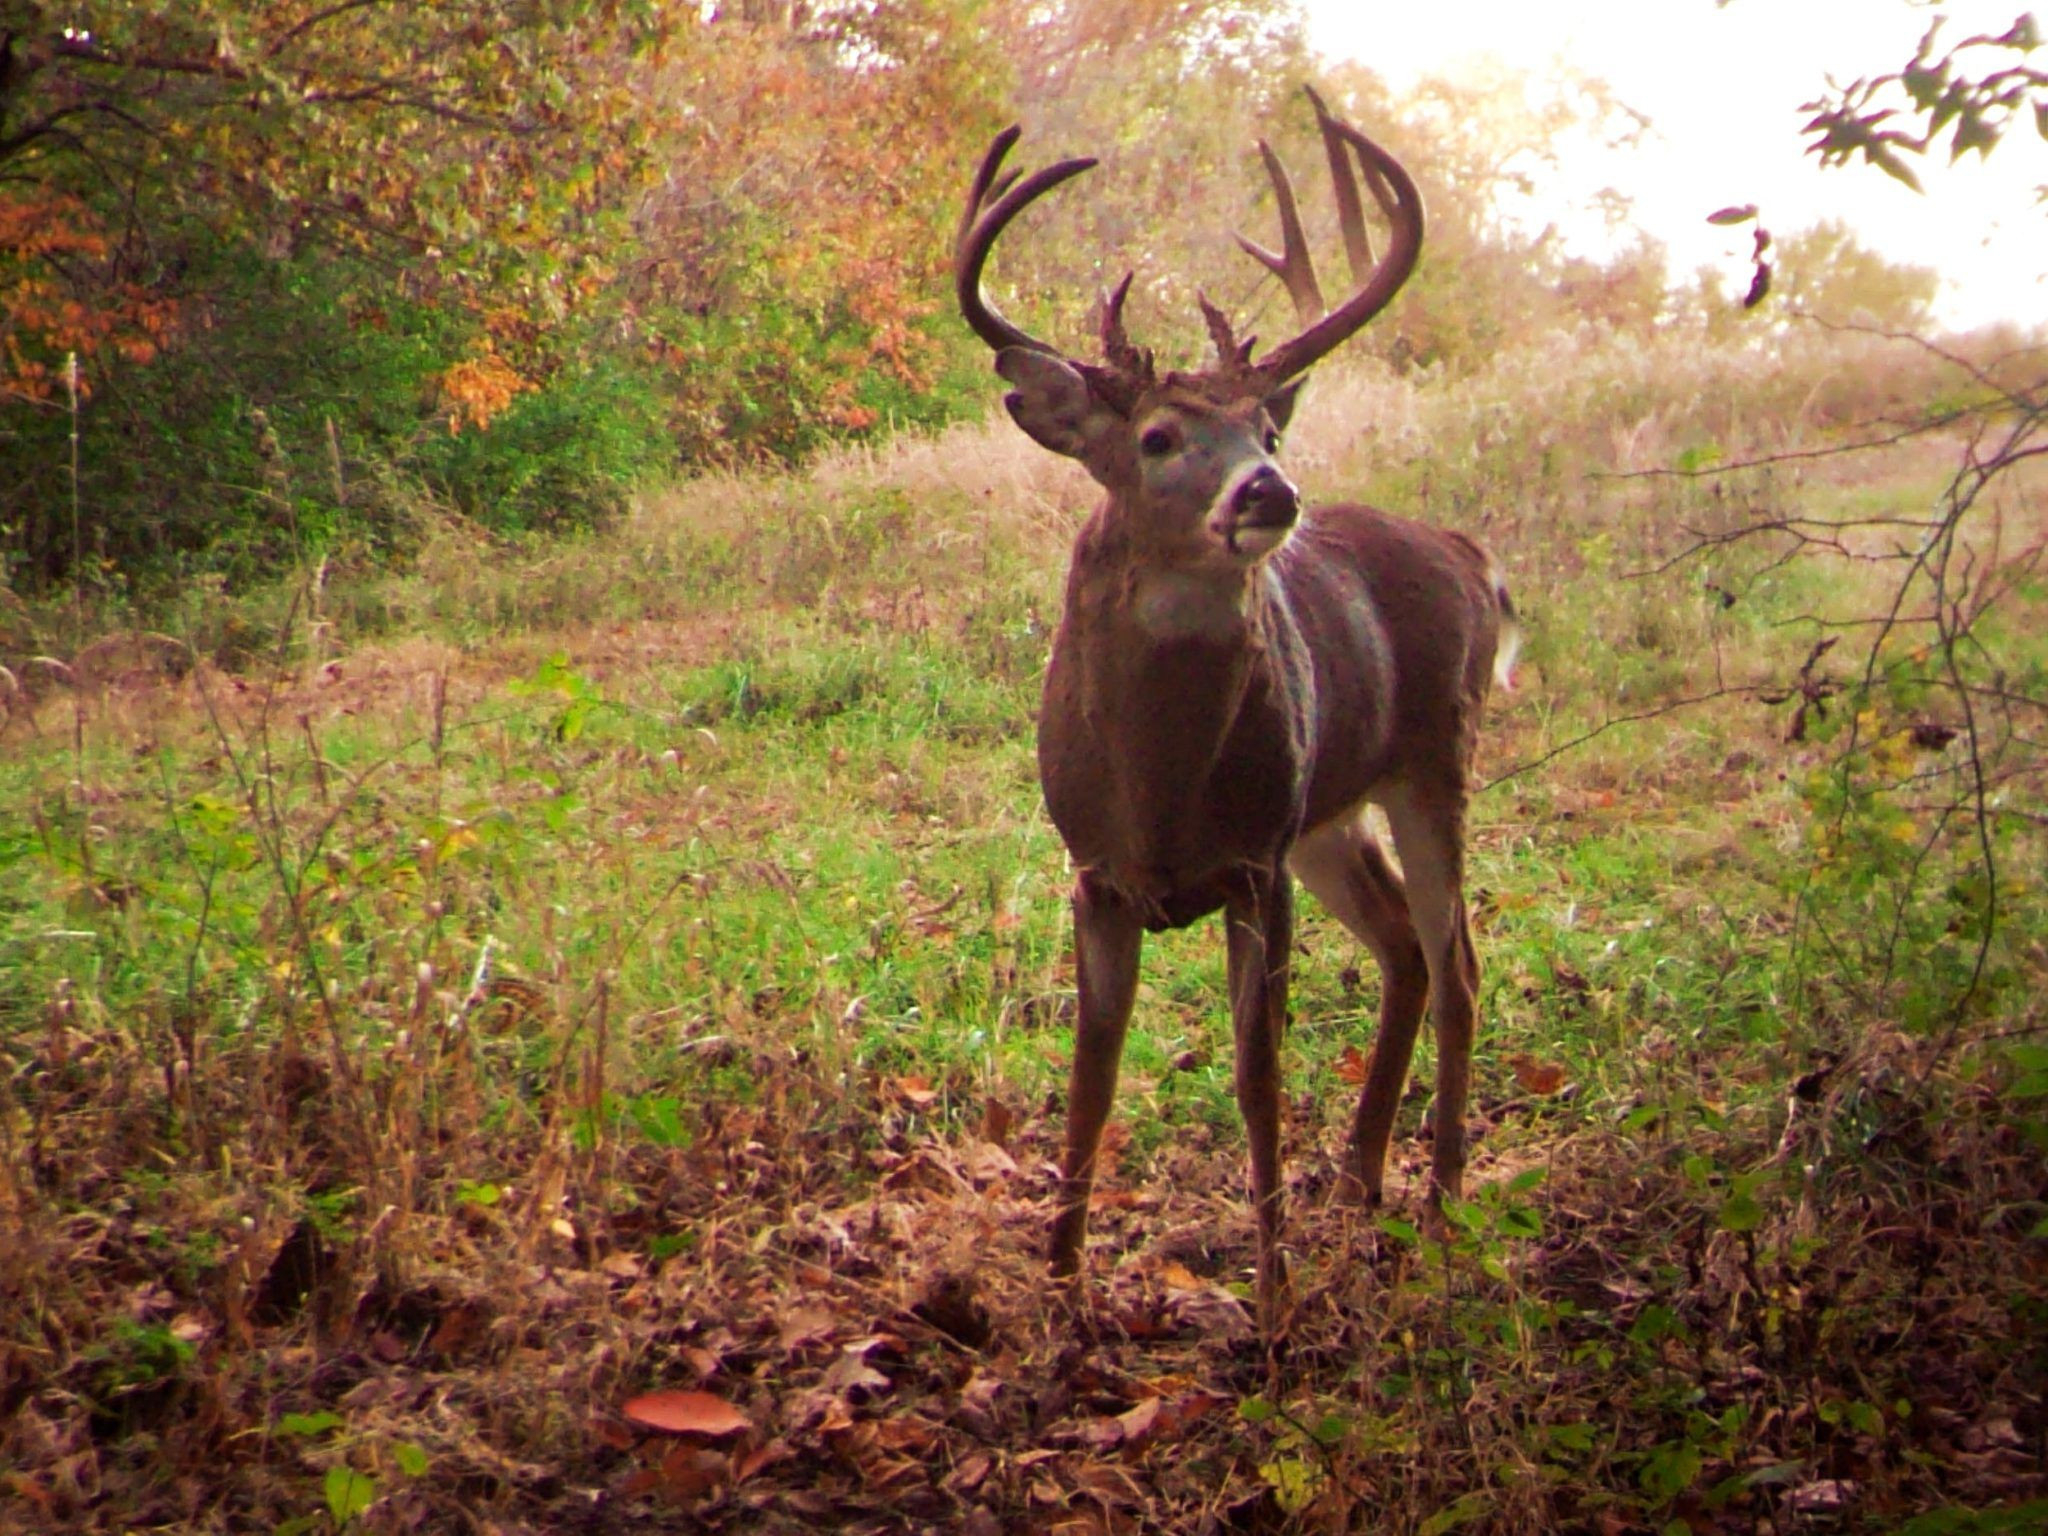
[437,346,533,435]
[1,192,179,402]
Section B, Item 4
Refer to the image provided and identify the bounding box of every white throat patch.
[1131,568,1248,642]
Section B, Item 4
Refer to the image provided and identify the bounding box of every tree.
[0,1,680,402]
[1773,220,1939,329]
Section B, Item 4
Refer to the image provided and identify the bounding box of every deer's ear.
[1263,375,1307,435]
[996,348,1121,460]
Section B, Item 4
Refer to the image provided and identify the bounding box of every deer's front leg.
[1049,872,1143,1277]
[1225,865,1293,1334]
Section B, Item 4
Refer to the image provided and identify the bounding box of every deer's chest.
[1037,619,1313,929]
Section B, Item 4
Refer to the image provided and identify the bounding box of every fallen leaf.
[1115,1397,1163,1444]
[591,1417,636,1451]
[964,1140,1018,1184]
[1787,1479,1856,1514]
[1335,1045,1370,1086]
[776,1303,837,1354]
[621,1390,751,1439]
[820,1349,891,1398]
[893,1075,938,1109]
[731,1438,794,1484]
[1163,1284,1254,1340]
[946,1451,994,1494]
[982,1098,1015,1149]
[1510,1054,1568,1095]
[655,1442,726,1499]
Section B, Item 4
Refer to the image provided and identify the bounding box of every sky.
[1297,0,2048,330]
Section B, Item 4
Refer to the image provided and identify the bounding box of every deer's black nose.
[1233,464,1300,527]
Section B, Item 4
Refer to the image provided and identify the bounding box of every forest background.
[3,0,1994,593]
[2,2,2046,1533]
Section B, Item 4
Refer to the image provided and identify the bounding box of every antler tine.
[954,126,1099,357]
[1253,89,1424,387]
[1306,84,1376,286]
[985,166,1026,206]
[1097,271,1153,380]
[1234,139,1327,325]
[1197,291,1240,367]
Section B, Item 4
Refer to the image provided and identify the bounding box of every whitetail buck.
[955,89,1517,1330]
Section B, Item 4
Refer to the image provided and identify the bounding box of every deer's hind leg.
[1381,781,1480,1209]
[1288,815,1430,1207]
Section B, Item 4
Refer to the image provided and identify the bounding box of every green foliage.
[1,249,675,590]
[1803,14,2048,188]
[415,354,670,536]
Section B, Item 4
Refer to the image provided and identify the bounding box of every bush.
[413,355,671,537]
[0,247,682,595]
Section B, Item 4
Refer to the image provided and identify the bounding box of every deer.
[953,88,1517,1333]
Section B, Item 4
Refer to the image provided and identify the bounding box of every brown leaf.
[591,1417,636,1452]
[1334,1044,1370,1086]
[656,1442,727,1499]
[893,1074,938,1109]
[1157,1261,1205,1292]
[1114,1396,1163,1445]
[946,1451,994,1494]
[874,1416,942,1455]
[982,1098,1016,1149]
[1111,1304,1174,1339]
[370,1329,408,1363]
[621,1390,751,1438]
[1076,1415,1126,1452]
[426,1302,486,1359]
[820,1349,891,1398]
[681,1344,723,1381]
[1510,1054,1568,1095]
[843,1331,908,1359]
[964,1140,1018,1184]
[776,1303,837,1354]
[731,1438,793,1484]
[1787,1479,1856,1514]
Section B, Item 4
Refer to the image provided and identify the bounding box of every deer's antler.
[953,126,1097,358]
[957,89,1420,399]
[1243,86,1424,385]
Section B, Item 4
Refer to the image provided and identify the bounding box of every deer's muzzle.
[1214,464,1301,557]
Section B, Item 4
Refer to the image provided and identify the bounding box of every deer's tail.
[1490,567,1521,693]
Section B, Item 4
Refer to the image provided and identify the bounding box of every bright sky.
[1298,0,2048,330]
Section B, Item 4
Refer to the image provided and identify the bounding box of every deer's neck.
[1065,522,1271,714]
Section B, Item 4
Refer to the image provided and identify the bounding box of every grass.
[3,323,2045,1534]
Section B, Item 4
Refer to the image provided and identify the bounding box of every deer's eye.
[1139,426,1176,458]
[1263,429,1282,454]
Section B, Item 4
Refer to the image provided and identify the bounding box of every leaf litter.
[9,1019,2047,1534]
